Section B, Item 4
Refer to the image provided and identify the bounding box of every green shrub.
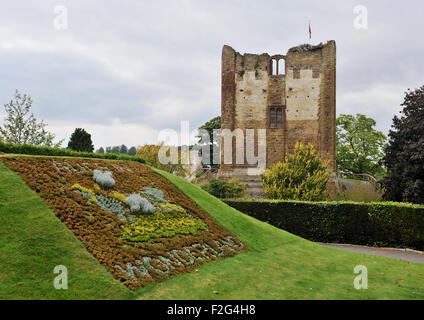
[0,141,145,163]
[201,178,246,199]
[261,141,330,201]
[224,199,424,250]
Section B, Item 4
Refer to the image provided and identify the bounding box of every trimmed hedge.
[0,141,145,163]
[224,199,424,250]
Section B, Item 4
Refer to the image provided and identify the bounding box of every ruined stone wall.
[219,45,236,177]
[219,41,336,179]
[285,41,336,171]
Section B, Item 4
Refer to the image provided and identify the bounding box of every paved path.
[318,243,424,264]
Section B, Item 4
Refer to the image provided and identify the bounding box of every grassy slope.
[0,161,134,299]
[0,157,423,299]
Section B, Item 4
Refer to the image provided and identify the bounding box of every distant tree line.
[67,128,136,156]
[95,145,137,156]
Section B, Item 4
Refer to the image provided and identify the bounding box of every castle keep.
[218,41,336,195]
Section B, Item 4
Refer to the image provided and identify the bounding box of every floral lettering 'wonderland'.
[2,157,247,290]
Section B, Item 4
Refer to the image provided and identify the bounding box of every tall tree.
[95,147,105,154]
[196,116,221,167]
[0,90,62,147]
[119,144,128,154]
[383,86,424,204]
[111,146,120,154]
[67,128,94,152]
[336,113,386,178]
[136,143,187,177]
[128,146,136,156]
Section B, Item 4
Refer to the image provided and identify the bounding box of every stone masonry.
[218,41,337,196]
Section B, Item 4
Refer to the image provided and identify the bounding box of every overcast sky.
[0,0,423,149]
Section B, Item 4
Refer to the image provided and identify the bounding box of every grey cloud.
[0,0,423,148]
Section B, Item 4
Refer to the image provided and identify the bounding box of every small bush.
[125,193,155,214]
[93,170,115,188]
[0,141,145,163]
[262,141,329,201]
[288,42,324,53]
[201,178,246,199]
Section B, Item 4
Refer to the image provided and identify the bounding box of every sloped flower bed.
[2,157,247,290]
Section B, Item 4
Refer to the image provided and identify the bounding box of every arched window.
[269,105,284,128]
[269,56,285,75]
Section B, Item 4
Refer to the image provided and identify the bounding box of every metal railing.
[338,170,378,190]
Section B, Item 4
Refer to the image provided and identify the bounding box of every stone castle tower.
[218,41,336,196]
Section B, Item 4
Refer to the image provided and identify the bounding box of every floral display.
[120,210,207,242]
[2,157,247,289]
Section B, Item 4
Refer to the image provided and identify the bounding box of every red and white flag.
[309,20,311,39]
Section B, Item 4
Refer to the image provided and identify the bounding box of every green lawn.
[0,157,423,299]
